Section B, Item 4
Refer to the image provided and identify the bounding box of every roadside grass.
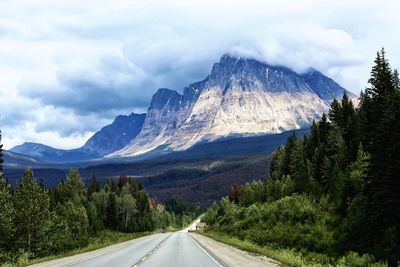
[200,231,387,267]
[1,230,151,267]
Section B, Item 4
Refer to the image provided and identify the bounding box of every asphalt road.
[69,231,221,267]
[32,219,277,267]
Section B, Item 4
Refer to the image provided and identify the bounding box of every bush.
[207,195,337,253]
[337,251,387,267]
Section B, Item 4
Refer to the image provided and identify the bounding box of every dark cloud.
[19,55,155,115]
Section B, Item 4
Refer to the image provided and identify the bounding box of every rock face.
[80,113,146,156]
[301,69,357,105]
[110,55,355,157]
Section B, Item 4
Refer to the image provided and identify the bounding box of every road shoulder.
[190,233,279,267]
[29,233,161,267]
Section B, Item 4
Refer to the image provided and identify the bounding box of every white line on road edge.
[188,234,225,267]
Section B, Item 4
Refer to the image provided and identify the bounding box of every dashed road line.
[131,234,171,267]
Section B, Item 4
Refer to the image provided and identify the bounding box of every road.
[32,220,278,267]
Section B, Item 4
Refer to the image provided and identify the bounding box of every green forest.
[203,49,400,266]
[0,166,201,265]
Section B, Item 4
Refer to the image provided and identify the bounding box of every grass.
[2,230,151,267]
[200,231,388,267]
[199,231,306,266]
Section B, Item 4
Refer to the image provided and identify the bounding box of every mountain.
[110,55,355,157]
[10,113,146,163]
[80,113,146,156]
[3,150,47,169]
[301,68,357,104]
[10,142,98,163]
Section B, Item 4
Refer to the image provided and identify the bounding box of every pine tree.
[356,49,400,265]
[329,99,341,125]
[318,113,330,144]
[52,169,89,248]
[0,177,15,250]
[87,175,100,198]
[14,169,50,253]
[281,134,296,175]
[289,140,311,193]
[106,192,117,229]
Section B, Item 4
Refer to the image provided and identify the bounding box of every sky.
[0,0,399,149]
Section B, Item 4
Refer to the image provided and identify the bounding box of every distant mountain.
[110,55,356,157]
[10,142,98,163]
[3,150,46,169]
[10,113,146,163]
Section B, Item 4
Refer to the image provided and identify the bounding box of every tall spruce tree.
[14,169,50,253]
[0,177,15,251]
[357,48,400,265]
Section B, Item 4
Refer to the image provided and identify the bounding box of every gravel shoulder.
[190,233,280,267]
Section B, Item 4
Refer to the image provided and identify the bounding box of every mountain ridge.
[11,54,357,162]
[10,112,146,163]
[110,54,356,157]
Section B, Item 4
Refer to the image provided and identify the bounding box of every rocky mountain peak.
[110,55,356,157]
[149,88,182,110]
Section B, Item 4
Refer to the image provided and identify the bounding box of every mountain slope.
[111,55,354,157]
[80,113,146,156]
[302,69,357,104]
[3,150,47,169]
[10,142,98,163]
[10,113,146,163]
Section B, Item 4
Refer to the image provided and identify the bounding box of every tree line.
[0,162,201,263]
[203,49,400,266]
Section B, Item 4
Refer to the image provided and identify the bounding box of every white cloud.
[0,0,399,149]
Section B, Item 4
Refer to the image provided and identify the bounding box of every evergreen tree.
[318,113,330,144]
[281,134,296,175]
[86,201,103,233]
[14,169,50,253]
[329,99,341,124]
[354,48,400,265]
[106,192,117,229]
[56,200,89,248]
[289,140,311,193]
[52,169,89,248]
[0,177,15,250]
[305,121,320,160]
[87,175,100,198]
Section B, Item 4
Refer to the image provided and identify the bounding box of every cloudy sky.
[0,0,399,149]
